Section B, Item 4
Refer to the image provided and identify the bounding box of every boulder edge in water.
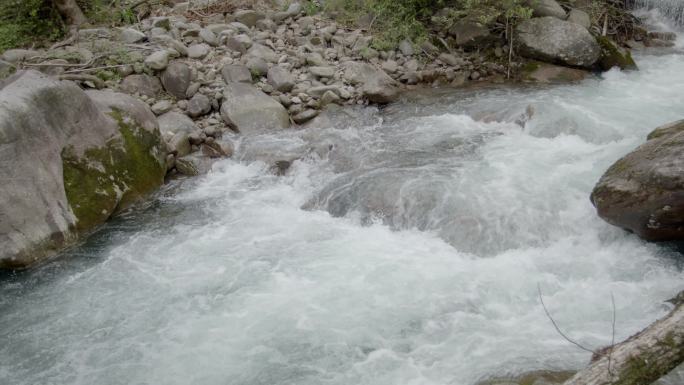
[0,70,167,269]
[591,120,684,241]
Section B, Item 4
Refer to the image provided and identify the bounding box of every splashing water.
[2,26,684,385]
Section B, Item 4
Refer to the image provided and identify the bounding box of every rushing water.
[3,24,684,385]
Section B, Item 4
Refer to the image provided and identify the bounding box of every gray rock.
[320,90,341,106]
[151,100,174,115]
[2,49,40,63]
[567,9,591,30]
[0,71,166,269]
[305,52,326,66]
[267,66,295,92]
[222,64,252,83]
[246,43,278,63]
[398,39,414,56]
[246,57,269,77]
[448,20,495,50]
[234,10,265,28]
[185,82,201,99]
[119,74,162,97]
[161,61,192,99]
[529,0,567,19]
[516,17,600,68]
[438,53,464,67]
[175,154,213,176]
[187,43,211,59]
[199,28,219,46]
[167,132,192,157]
[381,60,399,73]
[158,111,197,136]
[186,93,211,117]
[292,109,319,124]
[342,61,400,103]
[309,66,336,78]
[592,120,684,241]
[220,83,290,133]
[306,85,343,97]
[145,50,170,70]
[118,27,146,43]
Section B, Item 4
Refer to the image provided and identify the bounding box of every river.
[2,11,684,385]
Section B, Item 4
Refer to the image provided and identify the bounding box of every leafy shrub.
[0,0,64,51]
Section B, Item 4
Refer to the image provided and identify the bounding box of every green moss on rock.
[597,36,638,71]
[62,108,166,232]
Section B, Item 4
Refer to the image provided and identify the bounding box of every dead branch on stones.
[562,294,684,385]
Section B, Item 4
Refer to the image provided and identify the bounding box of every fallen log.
[563,294,684,385]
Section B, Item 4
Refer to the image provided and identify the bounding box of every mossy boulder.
[0,71,166,269]
[596,36,638,71]
[591,120,684,241]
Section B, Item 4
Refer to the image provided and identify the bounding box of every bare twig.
[64,64,129,74]
[608,292,616,376]
[537,283,595,354]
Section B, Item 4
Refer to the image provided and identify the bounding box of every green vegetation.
[301,0,531,51]
[0,0,140,51]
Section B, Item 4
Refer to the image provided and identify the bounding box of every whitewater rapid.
[2,31,684,385]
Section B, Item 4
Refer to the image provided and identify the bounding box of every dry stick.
[537,283,595,354]
[64,64,129,74]
[608,292,616,377]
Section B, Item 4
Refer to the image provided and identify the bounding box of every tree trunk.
[563,298,684,385]
[53,0,87,26]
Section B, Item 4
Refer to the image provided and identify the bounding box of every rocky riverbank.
[0,0,673,269]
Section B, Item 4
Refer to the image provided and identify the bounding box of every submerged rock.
[592,120,684,241]
[516,17,600,68]
[0,71,166,269]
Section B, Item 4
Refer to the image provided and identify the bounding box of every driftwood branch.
[538,284,596,354]
[563,295,684,385]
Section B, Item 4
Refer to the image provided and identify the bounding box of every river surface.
[3,17,684,385]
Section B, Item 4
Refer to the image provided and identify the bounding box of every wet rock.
[591,120,684,241]
[186,93,211,118]
[596,36,637,71]
[175,154,213,176]
[120,74,162,97]
[292,109,319,124]
[267,66,295,92]
[221,64,252,83]
[522,61,589,83]
[516,17,600,68]
[161,61,192,99]
[220,83,290,133]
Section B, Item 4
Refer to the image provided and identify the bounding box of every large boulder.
[516,17,601,68]
[0,71,167,269]
[342,61,400,104]
[591,120,684,241]
[220,83,290,134]
[161,61,192,99]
